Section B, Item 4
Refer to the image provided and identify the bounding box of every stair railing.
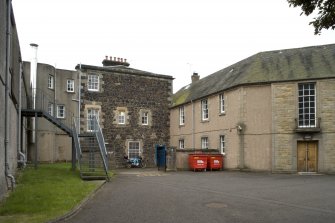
[31,88,76,131]
[73,117,82,167]
[92,116,109,177]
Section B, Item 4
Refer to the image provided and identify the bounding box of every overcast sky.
[12,0,335,92]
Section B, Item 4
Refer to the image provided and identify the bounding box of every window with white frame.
[179,106,185,125]
[141,111,149,125]
[87,109,99,131]
[128,141,140,159]
[298,83,316,127]
[48,75,54,89]
[201,137,208,149]
[48,103,54,116]
[179,139,185,149]
[201,99,209,121]
[118,111,126,125]
[219,93,225,114]
[220,135,225,154]
[57,105,65,118]
[87,74,99,91]
[67,79,74,92]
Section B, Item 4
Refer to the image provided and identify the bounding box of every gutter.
[5,0,15,190]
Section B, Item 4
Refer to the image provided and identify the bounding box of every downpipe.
[18,151,26,168]
[5,0,15,190]
[5,164,15,191]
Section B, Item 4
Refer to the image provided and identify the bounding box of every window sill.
[219,112,226,116]
[201,120,210,123]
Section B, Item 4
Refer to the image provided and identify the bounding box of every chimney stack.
[191,72,200,83]
[102,56,130,67]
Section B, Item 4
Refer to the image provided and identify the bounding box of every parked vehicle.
[124,155,146,168]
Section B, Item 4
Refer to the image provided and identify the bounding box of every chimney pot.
[102,55,130,67]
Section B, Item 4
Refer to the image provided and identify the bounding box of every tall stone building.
[76,57,173,167]
[0,0,30,200]
[171,44,335,173]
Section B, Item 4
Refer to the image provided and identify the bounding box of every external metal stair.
[73,118,109,181]
[21,109,73,136]
[78,134,109,180]
[22,89,109,180]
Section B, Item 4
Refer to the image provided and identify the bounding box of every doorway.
[297,141,318,172]
[155,144,166,171]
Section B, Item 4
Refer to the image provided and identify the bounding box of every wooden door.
[297,141,318,172]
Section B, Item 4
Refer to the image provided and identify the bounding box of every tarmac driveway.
[62,169,335,223]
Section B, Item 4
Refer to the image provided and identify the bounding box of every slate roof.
[75,64,174,80]
[172,44,335,107]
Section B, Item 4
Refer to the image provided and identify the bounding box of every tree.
[287,0,335,34]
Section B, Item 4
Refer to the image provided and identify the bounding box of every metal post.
[72,137,76,170]
[34,113,38,169]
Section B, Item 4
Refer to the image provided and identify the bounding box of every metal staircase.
[22,88,109,180]
[21,109,73,136]
[73,118,109,180]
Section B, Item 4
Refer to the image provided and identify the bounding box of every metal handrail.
[93,116,109,176]
[73,118,82,161]
[29,88,77,130]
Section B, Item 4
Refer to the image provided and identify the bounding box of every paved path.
[63,169,335,223]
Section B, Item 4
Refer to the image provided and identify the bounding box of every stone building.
[0,0,30,200]
[170,44,335,173]
[76,57,173,167]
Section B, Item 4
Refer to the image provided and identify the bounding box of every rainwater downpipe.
[30,43,38,143]
[5,0,15,190]
[17,62,26,167]
[78,63,81,131]
[191,100,195,150]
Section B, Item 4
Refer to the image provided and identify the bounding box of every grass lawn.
[0,163,106,223]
